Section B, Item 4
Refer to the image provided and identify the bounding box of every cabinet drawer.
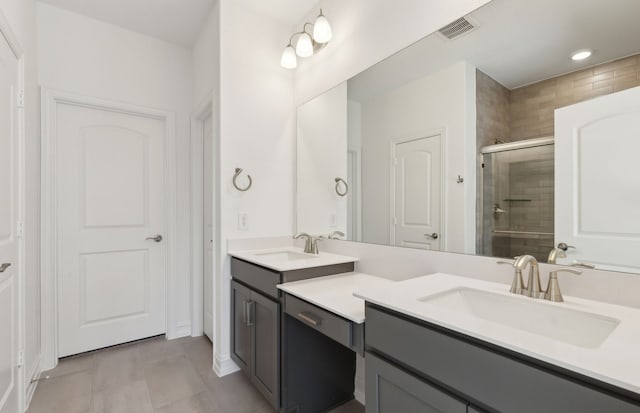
[284,294,354,351]
[366,353,467,413]
[366,305,640,413]
[231,258,280,299]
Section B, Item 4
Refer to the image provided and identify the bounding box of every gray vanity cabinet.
[231,280,280,407]
[231,281,252,373]
[366,353,467,413]
[365,303,640,413]
[230,257,356,411]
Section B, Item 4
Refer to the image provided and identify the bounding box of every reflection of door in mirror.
[556,86,640,273]
[391,135,442,250]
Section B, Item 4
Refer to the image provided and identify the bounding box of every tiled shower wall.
[477,53,640,143]
[510,54,640,140]
[476,54,640,259]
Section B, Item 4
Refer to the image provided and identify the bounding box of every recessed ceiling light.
[571,50,592,61]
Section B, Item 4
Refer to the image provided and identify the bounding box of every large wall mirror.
[296,0,640,274]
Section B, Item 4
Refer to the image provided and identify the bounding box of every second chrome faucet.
[498,255,582,302]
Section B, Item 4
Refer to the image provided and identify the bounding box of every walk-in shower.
[480,137,554,262]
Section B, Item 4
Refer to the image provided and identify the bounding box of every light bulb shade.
[281,45,297,69]
[296,32,314,58]
[313,14,332,43]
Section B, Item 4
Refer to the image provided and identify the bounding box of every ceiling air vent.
[438,17,475,40]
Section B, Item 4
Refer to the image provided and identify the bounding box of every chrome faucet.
[514,255,544,298]
[547,248,567,264]
[497,255,543,298]
[293,233,321,254]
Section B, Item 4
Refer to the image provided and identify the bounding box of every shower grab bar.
[492,230,553,236]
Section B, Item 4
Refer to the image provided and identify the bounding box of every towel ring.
[233,168,252,192]
[335,177,348,197]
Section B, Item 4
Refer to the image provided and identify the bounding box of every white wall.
[297,82,348,236]
[358,61,476,253]
[192,2,219,108]
[0,0,40,405]
[214,0,295,374]
[37,3,194,337]
[292,0,492,105]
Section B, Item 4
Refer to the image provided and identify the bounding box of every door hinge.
[17,89,24,108]
[16,221,24,238]
[17,349,24,368]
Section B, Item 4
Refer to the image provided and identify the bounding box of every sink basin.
[254,251,317,262]
[418,288,620,349]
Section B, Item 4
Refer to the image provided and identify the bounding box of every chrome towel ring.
[233,168,252,192]
[335,177,348,197]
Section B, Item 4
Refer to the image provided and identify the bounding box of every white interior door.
[392,135,442,250]
[0,28,20,413]
[555,86,640,272]
[203,114,214,340]
[57,102,167,357]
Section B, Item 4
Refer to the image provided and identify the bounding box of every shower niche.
[481,138,554,262]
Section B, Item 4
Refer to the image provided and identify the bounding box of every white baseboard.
[24,355,42,411]
[213,353,240,377]
[168,321,192,339]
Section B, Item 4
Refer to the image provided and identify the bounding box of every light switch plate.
[238,212,249,231]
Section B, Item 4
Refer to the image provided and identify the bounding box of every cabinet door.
[231,281,252,373]
[250,290,280,407]
[366,353,467,413]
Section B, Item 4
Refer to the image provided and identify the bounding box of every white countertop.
[228,247,358,272]
[278,272,394,324]
[355,272,640,394]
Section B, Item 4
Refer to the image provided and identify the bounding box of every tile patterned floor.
[28,336,365,413]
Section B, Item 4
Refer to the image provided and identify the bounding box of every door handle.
[0,263,11,273]
[424,233,439,240]
[145,235,163,243]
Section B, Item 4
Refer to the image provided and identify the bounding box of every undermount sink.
[254,250,317,262]
[418,288,620,349]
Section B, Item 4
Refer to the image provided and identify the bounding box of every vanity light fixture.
[571,49,592,61]
[280,9,332,69]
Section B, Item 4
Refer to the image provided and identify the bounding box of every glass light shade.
[313,14,332,43]
[571,50,592,61]
[296,32,314,58]
[281,45,297,69]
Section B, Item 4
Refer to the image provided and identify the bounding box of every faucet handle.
[571,262,596,269]
[544,268,582,302]
[496,260,524,294]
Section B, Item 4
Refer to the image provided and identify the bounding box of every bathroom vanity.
[357,273,640,413]
[228,248,361,411]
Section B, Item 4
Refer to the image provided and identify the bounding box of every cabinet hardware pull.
[297,312,321,326]
[247,301,255,326]
[242,300,248,325]
[0,263,11,273]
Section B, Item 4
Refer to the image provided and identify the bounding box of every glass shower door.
[481,143,554,261]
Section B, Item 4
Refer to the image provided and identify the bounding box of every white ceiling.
[38,0,216,47]
[234,0,319,25]
[349,0,640,102]
[38,0,320,47]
